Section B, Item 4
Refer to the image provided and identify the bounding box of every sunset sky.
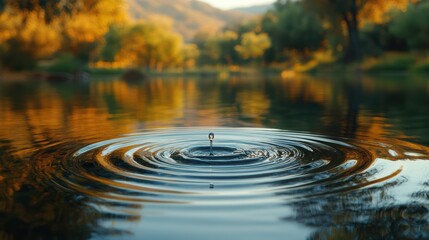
[199,0,276,9]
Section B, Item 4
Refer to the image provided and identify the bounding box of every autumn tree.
[302,0,409,62]
[0,0,75,21]
[62,0,125,62]
[235,32,271,60]
[182,44,200,68]
[0,0,124,69]
[99,18,185,70]
[0,10,61,69]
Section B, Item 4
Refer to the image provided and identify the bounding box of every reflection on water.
[0,74,428,239]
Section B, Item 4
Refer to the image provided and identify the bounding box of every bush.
[47,53,82,73]
[390,2,429,50]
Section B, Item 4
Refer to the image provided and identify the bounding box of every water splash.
[208,132,214,155]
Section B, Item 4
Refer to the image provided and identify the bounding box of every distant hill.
[126,0,248,41]
[232,4,274,15]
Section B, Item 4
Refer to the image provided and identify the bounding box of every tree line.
[196,0,429,66]
[1,0,429,71]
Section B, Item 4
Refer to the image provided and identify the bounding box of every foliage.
[100,25,126,62]
[302,0,410,62]
[0,0,76,22]
[1,0,429,71]
[389,1,429,50]
[0,0,124,70]
[182,44,200,68]
[62,0,125,61]
[98,20,185,70]
[263,0,325,57]
[196,31,240,65]
[0,10,61,70]
[215,31,239,64]
[359,23,384,57]
[47,53,82,73]
[235,32,271,60]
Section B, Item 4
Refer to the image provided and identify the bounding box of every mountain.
[126,0,248,41]
[232,4,274,15]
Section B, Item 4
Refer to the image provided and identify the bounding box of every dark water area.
[0,74,428,239]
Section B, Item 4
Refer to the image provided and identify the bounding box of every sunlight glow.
[198,0,276,10]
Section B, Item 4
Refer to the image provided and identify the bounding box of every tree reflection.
[283,171,429,239]
[0,141,140,239]
[1,75,428,147]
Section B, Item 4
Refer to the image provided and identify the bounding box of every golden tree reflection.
[0,75,427,160]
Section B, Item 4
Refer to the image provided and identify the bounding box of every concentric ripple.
[35,128,429,205]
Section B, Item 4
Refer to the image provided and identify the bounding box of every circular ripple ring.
[34,128,429,205]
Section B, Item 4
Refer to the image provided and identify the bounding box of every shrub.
[390,2,429,50]
[47,53,82,73]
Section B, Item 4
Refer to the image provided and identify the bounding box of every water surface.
[0,74,428,239]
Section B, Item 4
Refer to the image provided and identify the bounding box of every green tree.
[196,30,239,65]
[262,0,324,61]
[217,31,239,65]
[201,35,221,65]
[389,1,429,50]
[99,25,126,62]
[302,0,409,62]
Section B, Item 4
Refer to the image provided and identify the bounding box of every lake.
[1,73,429,239]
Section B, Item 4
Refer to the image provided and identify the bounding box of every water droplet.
[209,132,214,155]
[208,132,214,141]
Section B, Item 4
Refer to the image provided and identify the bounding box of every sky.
[198,0,276,10]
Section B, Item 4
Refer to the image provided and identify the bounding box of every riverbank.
[87,52,429,77]
[2,52,429,81]
[305,52,429,75]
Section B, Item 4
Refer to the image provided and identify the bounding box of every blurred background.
[0,0,428,76]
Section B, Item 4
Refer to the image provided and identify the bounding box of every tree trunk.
[343,0,362,62]
[347,25,361,62]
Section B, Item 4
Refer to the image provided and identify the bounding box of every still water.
[0,74,429,239]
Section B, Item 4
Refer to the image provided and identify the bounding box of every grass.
[305,51,429,75]
[363,53,417,73]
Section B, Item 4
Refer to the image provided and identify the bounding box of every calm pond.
[1,74,429,239]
